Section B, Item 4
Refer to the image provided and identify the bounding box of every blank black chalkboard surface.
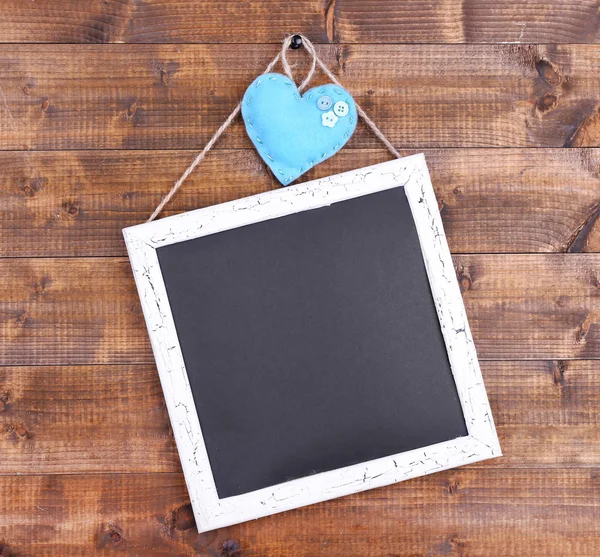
[158,186,466,498]
[123,155,500,532]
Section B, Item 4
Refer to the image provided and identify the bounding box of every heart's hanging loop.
[279,34,318,93]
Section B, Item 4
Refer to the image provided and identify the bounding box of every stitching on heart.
[242,74,356,185]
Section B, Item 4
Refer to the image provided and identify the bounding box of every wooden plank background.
[0,2,599,556]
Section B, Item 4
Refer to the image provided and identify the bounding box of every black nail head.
[290,35,303,49]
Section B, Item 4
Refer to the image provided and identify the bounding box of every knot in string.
[148,34,400,222]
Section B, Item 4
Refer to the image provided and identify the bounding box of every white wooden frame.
[123,154,501,533]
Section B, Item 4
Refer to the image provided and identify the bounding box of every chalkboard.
[123,155,500,532]
[157,186,467,498]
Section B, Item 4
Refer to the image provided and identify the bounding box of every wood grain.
[454,254,600,360]
[0,0,330,44]
[1,361,599,475]
[0,0,599,44]
[0,255,598,366]
[0,469,598,556]
[0,365,176,474]
[1,148,599,257]
[2,44,600,150]
[333,0,600,44]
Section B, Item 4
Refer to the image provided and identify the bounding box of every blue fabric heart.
[242,73,357,185]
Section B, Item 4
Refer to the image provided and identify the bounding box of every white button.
[322,110,338,128]
[333,101,349,117]
[317,95,332,110]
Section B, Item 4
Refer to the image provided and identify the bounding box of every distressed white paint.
[123,154,501,533]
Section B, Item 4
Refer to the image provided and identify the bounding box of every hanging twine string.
[148,34,400,222]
